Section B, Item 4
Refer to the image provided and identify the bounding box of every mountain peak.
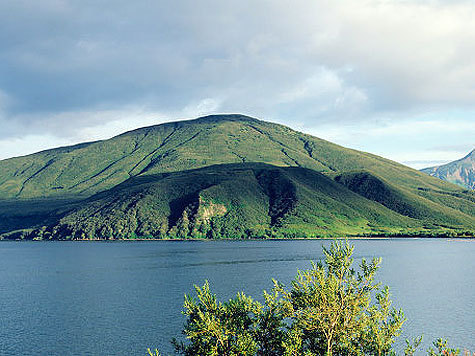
[421,149,475,189]
[465,148,475,159]
[115,114,262,138]
[194,114,259,123]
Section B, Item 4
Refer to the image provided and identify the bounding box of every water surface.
[0,239,473,355]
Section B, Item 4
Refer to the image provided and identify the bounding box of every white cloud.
[182,98,222,118]
[0,134,72,161]
[309,113,475,168]
[0,107,172,160]
[0,103,221,160]
[305,1,475,108]
[5,0,475,119]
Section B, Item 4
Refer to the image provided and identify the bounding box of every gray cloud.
[1,0,475,157]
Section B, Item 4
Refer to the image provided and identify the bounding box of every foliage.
[276,243,406,355]
[170,241,409,356]
[153,241,470,355]
[403,336,423,356]
[147,349,162,356]
[171,282,269,356]
[427,338,460,356]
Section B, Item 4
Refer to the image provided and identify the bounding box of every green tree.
[275,241,404,356]
[171,241,406,356]
[158,241,467,356]
[172,282,263,355]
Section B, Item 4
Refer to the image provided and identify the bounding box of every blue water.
[0,239,474,355]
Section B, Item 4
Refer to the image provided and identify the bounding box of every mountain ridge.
[421,149,475,190]
[0,114,461,199]
[0,114,473,239]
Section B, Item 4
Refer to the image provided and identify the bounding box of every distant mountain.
[421,150,475,190]
[0,115,473,239]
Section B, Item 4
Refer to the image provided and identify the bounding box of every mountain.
[421,150,475,190]
[0,114,463,199]
[1,115,474,239]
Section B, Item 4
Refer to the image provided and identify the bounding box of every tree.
[274,241,404,355]
[172,282,264,355]
[171,241,406,356]
[160,241,468,355]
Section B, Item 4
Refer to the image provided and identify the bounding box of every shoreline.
[1,236,473,242]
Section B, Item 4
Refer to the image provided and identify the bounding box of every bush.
[156,241,466,356]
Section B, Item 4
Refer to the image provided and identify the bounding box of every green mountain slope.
[0,114,461,199]
[334,171,474,226]
[4,164,472,240]
[0,115,473,239]
[421,150,475,190]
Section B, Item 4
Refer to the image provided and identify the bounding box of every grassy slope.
[0,114,461,198]
[3,164,473,240]
[0,115,473,239]
[421,149,475,190]
[1,164,440,240]
[334,171,474,228]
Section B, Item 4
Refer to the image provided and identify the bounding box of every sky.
[0,0,474,169]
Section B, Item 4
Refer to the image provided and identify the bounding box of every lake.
[0,239,474,355]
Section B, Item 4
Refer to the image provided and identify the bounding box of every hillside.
[3,164,473,240]
[0,115,462,199]
[421,150,475,190]
[0,115,473,239]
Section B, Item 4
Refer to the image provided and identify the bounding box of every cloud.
[311,1,475,110]
[0,107,174,159]
[0,134,72,161]
[0,0,475,161]
[401,160,452,170]
[308,112,475,168]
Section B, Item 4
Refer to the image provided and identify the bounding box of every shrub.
[155,241,466,355]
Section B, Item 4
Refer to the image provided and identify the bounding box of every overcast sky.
[0,0,474,168]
